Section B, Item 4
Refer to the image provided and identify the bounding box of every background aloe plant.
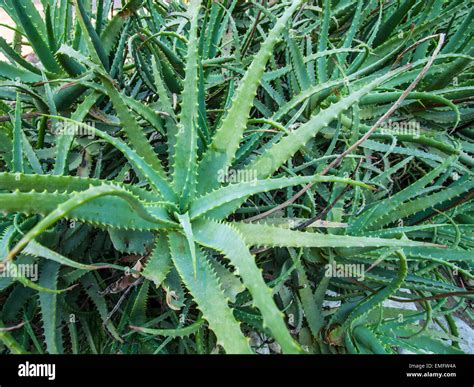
[0,0,472,354]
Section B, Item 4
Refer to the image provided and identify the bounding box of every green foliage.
[0,0,472,355]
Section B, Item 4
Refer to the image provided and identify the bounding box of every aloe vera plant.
[0,0,472,355]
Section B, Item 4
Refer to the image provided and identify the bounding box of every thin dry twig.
[0,321,25,332]
[0,112,41,122]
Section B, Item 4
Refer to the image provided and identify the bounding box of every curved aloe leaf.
[168,231,252,354]
[193,218,303,354]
